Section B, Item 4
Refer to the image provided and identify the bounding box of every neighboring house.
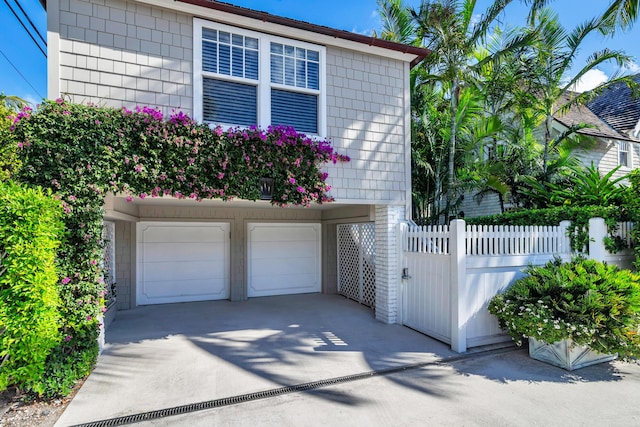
[43,0,428,325]
[462,79,640,218]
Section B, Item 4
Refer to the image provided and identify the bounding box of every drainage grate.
[70,346,519,427]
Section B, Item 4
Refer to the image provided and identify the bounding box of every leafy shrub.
[0,103,21,181]
[0,181,64,394]
[489,258,640,359]
[627,170,640,270]
[467,205,631,252]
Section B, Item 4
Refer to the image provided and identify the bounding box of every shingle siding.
[58,0,193,114]
[54,0,409,205]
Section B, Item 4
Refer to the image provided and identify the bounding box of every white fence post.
[558,220,572,261]
[396,222,407,325]
[589,217,607,262]
[450,219,467,353]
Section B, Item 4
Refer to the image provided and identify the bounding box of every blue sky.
[1,0,639,105]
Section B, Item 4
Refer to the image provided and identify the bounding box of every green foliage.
[518,163,628,209]
[489,257,640,359]
[0,103,21,181]
[467,205,630,252]
[0,181,64,394]
[626,170,640,269]
[10,99,348,396]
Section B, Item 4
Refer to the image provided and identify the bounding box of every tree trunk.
[542,114,553,181]
[447,81,460,220]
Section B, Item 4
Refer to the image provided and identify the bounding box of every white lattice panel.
[337,223,376,307]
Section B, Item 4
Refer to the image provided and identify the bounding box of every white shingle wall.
[55,0,409,203]
[575,138,639,184]
[374,204,404,324]
[324,47,408,203]
[58,0,193,115]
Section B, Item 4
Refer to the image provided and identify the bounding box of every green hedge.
[466,205,631,252]
[0,181,64,394]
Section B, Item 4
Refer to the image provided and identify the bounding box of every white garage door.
[137,222,230,305]
[247,223,322,297]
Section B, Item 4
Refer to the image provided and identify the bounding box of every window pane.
[246,49,259,80]
[202,28,217,41]
[308,61,319,90]
[271,89,318,134]
[219,44,230,75]
[270,55,283,84]
[232,34,243,46]
[271,43,283,54]
[285,45,295,56]
[203,78,257,126]
[232,46,243,77]
[219,31,230,44]
[308,50,319,62]
[296,47,306,59]
[202,40,218,73]
[296,59,306,88]
[246,37,258,49]
[284,57,295,86]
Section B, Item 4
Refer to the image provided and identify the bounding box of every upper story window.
[618,141,630,167]
[194,19,326,136]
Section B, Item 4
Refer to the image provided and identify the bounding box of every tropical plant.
[489,257,640,359]
[518,8,635,183]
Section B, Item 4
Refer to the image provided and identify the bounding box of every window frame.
[618,140,631,168]
[193,18,327,137]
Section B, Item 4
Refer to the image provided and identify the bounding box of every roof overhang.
[155,0,430,67]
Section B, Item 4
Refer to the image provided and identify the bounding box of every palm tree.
[410,0,534,219]
[519,8,636,182]
[0,93,29,110]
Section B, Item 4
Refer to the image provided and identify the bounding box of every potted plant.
[489,257,640,370]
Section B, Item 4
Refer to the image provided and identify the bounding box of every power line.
[0,48,44,99]
[13,0,47,47]
[3,0,47,58]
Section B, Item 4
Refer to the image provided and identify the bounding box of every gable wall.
[51,0,410,207]
[574,138,640,182]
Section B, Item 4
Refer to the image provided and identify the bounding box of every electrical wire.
[2,0,47,58]
[0,48,44,99]
[13,0,47,47]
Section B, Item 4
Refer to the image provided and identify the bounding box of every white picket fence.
[399,218,636,353]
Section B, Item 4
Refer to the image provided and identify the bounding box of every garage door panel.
[140,278,228,301]
[247,223,321,298]
[140,260,226,282]
[137,222,230,305]
[250,226,319,242]
[141,242,227,262]
[249,273,319,296]
[249,240,318,259]
[250,256,318,275]
[140,225,227,243]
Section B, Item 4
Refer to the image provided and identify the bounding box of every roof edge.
[177,0,430,67]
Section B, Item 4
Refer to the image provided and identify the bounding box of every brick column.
[375,204,405,324]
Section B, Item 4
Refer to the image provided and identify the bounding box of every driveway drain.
[69,346,518,427]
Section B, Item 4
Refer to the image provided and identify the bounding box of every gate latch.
[402,268,411,280]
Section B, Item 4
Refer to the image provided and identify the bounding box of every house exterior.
[44,0,428,325]
[462,82,640,218]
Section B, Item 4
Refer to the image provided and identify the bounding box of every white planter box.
[529,338,617,371]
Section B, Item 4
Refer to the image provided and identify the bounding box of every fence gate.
[337,223,376,307]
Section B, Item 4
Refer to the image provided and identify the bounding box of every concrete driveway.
[55,294,640,427]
